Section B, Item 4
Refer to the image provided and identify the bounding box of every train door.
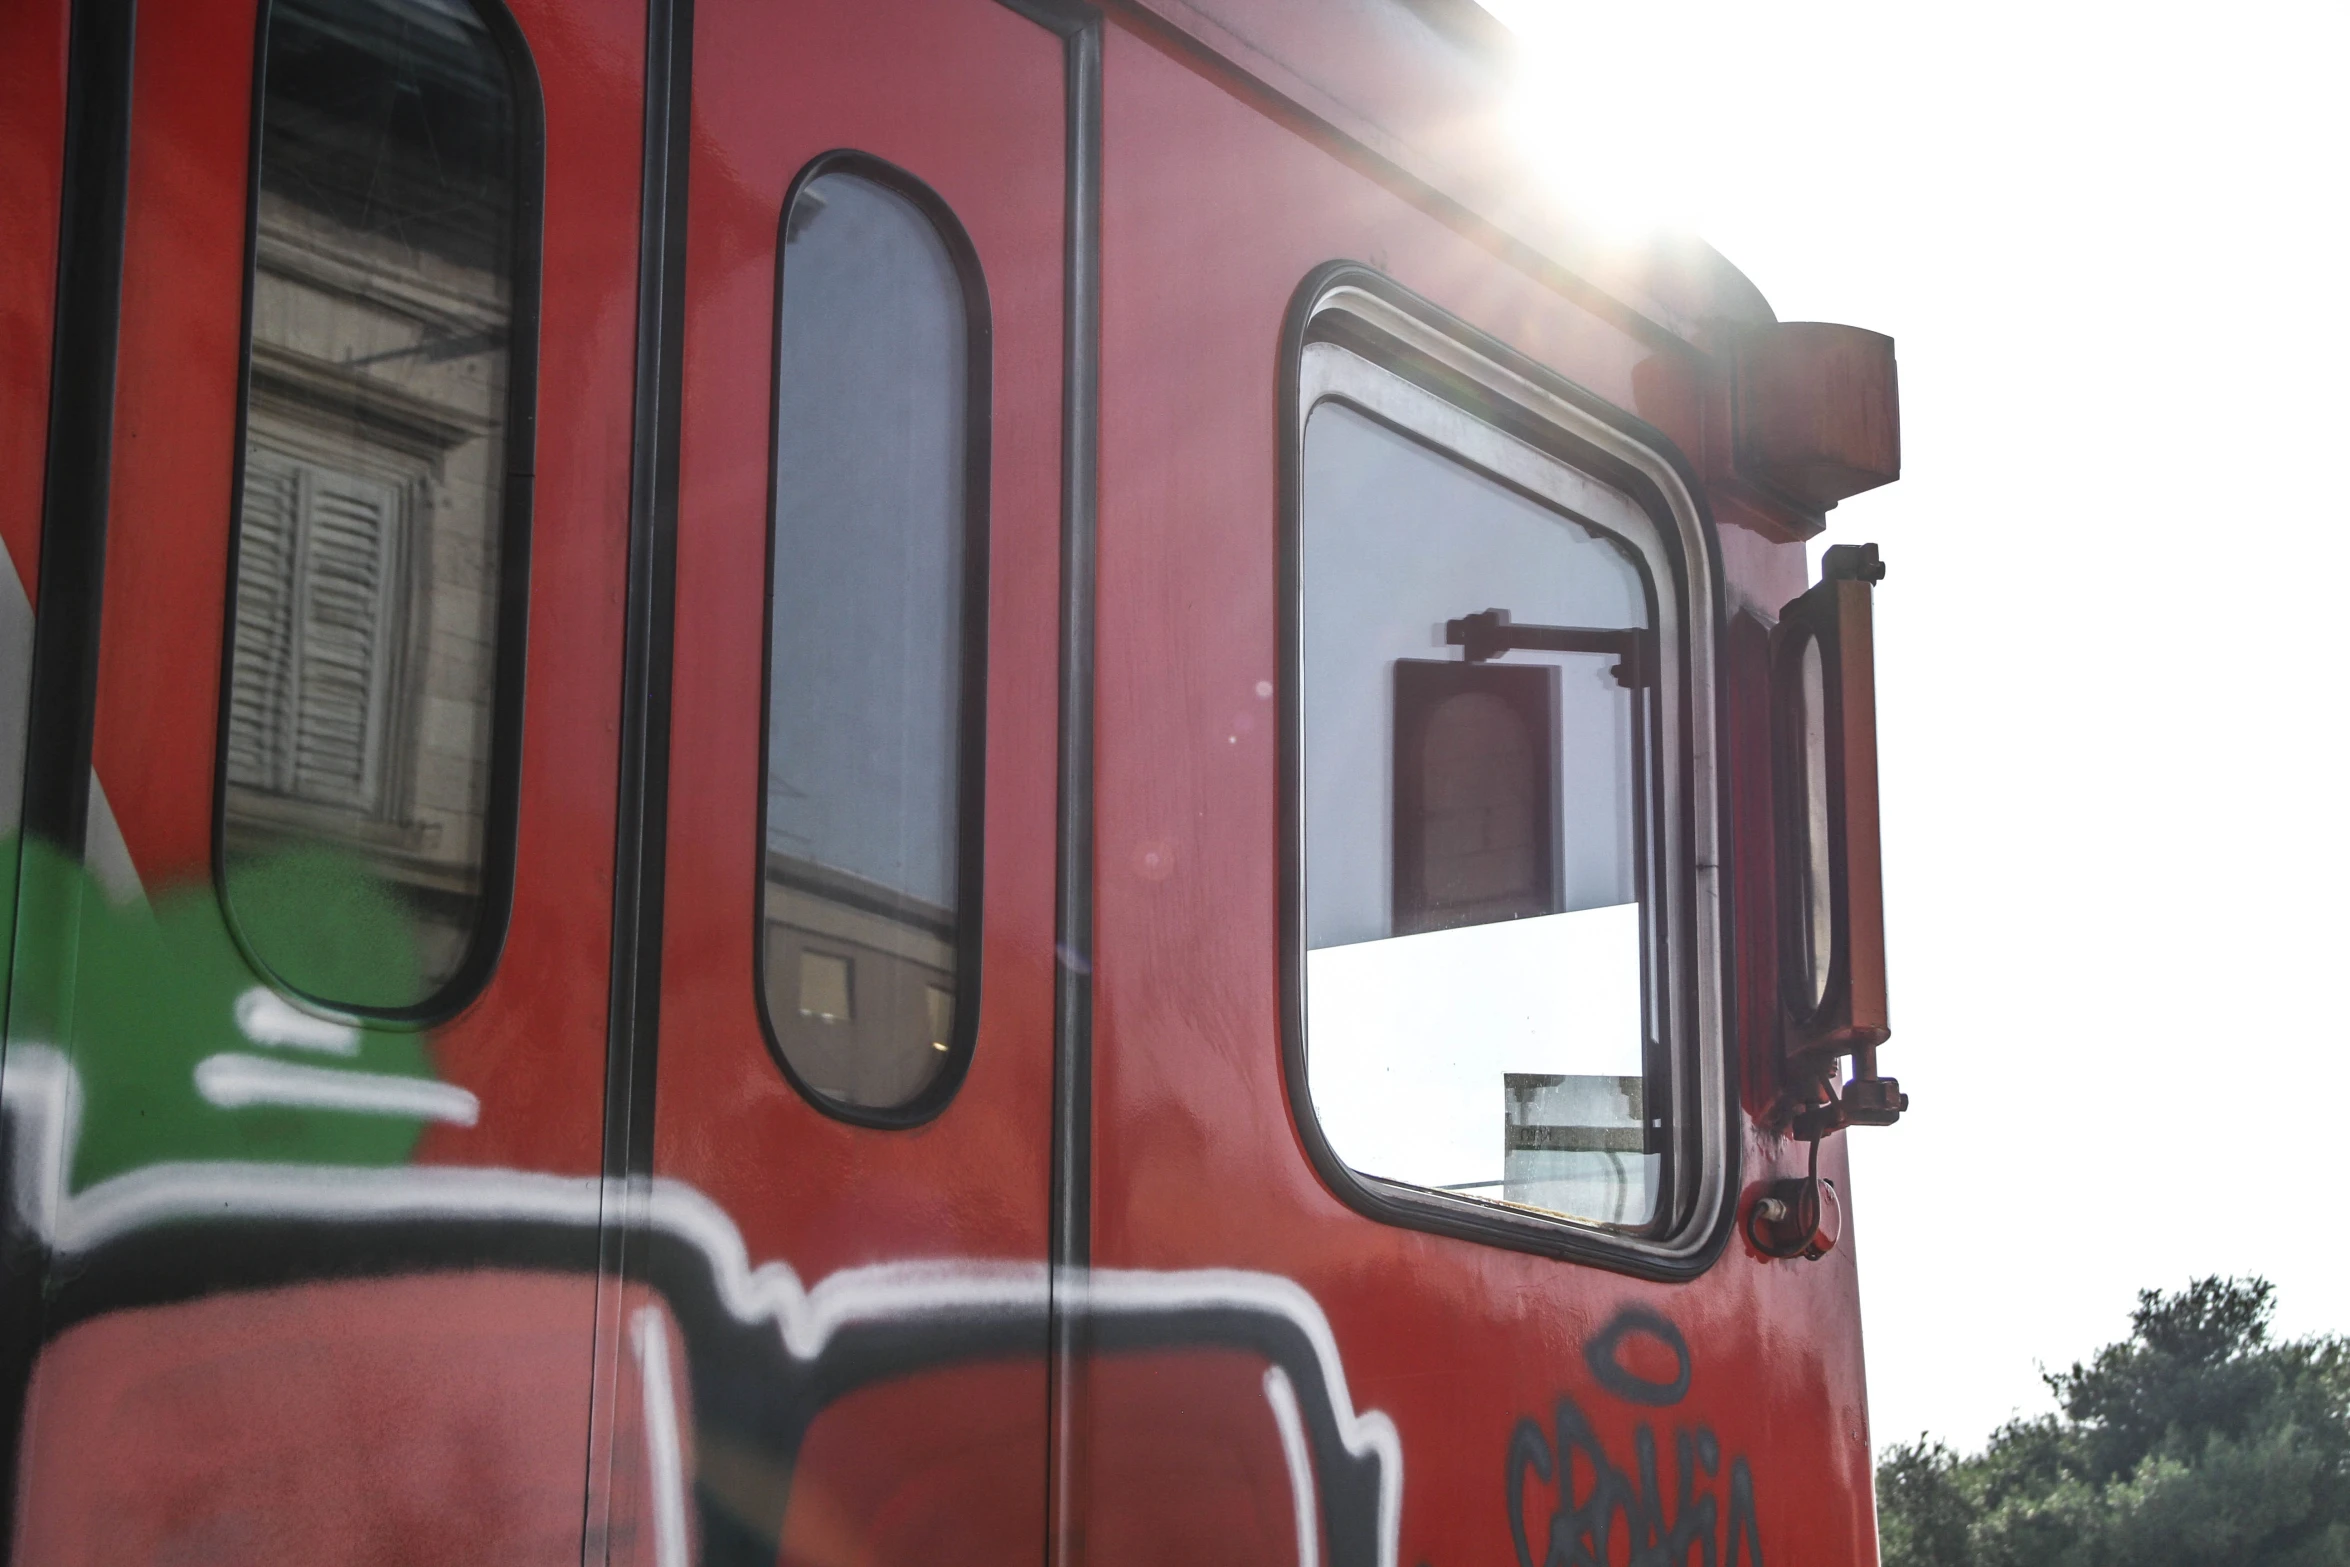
[646,2,1073,1562]
[1084,16,1874,1567]
[0,0,653,1559]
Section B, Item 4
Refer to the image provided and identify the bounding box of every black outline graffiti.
[1582,1306,1692,1407]
[0,1051,1399,1567]
[1511,1307,1764,1567]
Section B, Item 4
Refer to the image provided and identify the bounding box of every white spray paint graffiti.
[0,1045,1404,1567]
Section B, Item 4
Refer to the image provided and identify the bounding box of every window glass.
[220,0,526,1010]
[761,168,981,1117]
[1791,633,1833,1010]
[1301,400,1657,1227]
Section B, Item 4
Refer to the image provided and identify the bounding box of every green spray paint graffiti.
[4,836,448,1189]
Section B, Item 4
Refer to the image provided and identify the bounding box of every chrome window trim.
[1288,281,1729,1273]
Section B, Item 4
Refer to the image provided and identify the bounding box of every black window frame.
[1278,265,1739,1280]
[753,151,993,1130]
[211,0,544,1025]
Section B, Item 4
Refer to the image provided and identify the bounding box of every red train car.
[0,0,1907,1562]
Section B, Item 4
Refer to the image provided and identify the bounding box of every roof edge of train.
[1115,0,1779,351]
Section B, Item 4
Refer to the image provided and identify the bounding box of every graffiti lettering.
[1508,1310,1764,1567]
[1582,1306,1692,1407]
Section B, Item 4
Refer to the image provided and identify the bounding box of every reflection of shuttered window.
[227,447,404,817]
[219,0,527,1013]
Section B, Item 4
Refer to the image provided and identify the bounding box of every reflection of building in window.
[759,167,980,1117]
[796,950,853,1024]
[1502,1073,1653,1226]
[762,855,957,1108]
[1391,660,1558,935]
[228,450,415,818]
[220,0,519,1004]
[1300,392,1661,1232]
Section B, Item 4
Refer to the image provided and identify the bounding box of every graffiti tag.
[1507,1307,1764,1567]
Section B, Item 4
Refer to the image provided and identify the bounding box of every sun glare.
[1489,2,1697,242]
[1479,0,1837,258]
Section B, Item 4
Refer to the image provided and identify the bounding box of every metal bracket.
[1444,608,1649,689]
[1819,541,1887,584]
[1789,1054,1908,1142]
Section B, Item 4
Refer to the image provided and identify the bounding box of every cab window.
[1288,286,1728,1263]
[1301,399,1658,1226]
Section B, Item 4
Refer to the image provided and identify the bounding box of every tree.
[1877,1277,2350,1567]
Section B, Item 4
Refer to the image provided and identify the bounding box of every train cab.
[0,0,1905,1562]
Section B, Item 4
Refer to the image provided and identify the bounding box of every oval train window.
[758,160,989,1123]
[218,0,537,1014]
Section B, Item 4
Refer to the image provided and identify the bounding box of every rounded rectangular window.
[758,159,988,1124]
[219,0,537,1016]
[1303,401,1657,1226]
[1287,276,1730,1267]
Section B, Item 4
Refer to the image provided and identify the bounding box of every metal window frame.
[1279,265,1737,1279]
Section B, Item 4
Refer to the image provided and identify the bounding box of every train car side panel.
[1088,18,1877,1565]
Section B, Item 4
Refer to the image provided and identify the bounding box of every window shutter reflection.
[217,0,533,1014]
[288,466,399,813]
[228,452,302,792]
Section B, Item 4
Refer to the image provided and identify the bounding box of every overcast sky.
[1483,0,2350,1453]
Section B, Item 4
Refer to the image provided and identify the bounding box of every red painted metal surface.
[1087,17,1877,1563]
[0,0,66,595]
[658,0,1064,1279]
[780,1363,1044,1566]
[651,1,1068,1551]
[79,0,647,1173]
[0,1,1893,1563]
[17,1277,610,1567]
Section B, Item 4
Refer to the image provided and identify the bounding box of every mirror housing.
[1772,544,1897,1122]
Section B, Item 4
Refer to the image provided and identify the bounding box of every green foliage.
[1878,1278,2350,1567]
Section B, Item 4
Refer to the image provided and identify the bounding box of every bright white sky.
[1480,0,2350,1455]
